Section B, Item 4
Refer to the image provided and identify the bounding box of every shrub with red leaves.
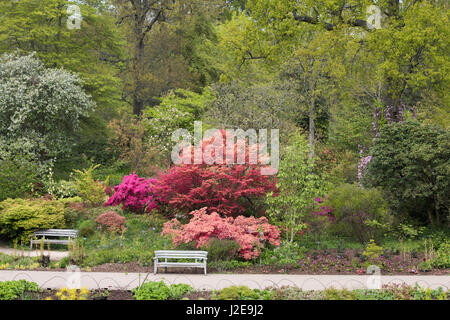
[96,211,127,233]
[105,172,158,213]
[162,207,281,260]
[153,164,277,217]
[152,128,278,217]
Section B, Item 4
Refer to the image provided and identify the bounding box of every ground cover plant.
[0,281,447,301]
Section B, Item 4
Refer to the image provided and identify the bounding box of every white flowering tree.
[0,52,95,164]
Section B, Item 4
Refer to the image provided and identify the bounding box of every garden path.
[0,270,448,291]
[0,244,68,260]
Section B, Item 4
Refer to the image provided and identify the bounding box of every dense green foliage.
[327,184,391,242]
[364,121,450,226]
[0,155,40,201]
[0,198,66,240]
[133,281,193,300]
[0,280,40,300]
[266,134,329,242]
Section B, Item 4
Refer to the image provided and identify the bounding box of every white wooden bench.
[153,250,208,275]
[30,229,79,250]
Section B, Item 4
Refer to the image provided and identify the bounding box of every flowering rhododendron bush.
[162,208,281,260]
[153,164,277,217]
[105,172,158,213]
[152,128,278,216]
[96,211,126,233]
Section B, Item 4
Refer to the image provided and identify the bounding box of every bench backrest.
[33,229,79,237]
[154,250,208,259]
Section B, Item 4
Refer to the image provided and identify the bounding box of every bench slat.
[30,240,70,245]
[33,231,78,235]
[155,254,207,257]
[154,250,207,254]
[156,262,205,267]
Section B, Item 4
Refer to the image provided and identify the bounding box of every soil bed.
[7,250,449,275]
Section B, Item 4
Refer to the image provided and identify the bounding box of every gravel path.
[0,270,448,291]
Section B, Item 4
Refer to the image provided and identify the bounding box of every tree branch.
[292,11,369,31]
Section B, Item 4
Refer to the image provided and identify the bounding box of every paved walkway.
[0,270,448,291]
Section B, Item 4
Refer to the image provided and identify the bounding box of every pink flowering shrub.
[96,211,126,233]
[162,207,281,260]
[312,197,334,221]
[105,172,158,213]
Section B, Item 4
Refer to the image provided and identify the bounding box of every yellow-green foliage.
[362,239,383,262]
[0,198,65,240]
[73,164,109,206]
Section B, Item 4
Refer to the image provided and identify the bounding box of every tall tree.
[246,0,449,124]
[114,0,170,115]
[115,0,225,115]
[0,0,126,116]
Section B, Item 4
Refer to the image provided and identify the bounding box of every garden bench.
[30,229,79,250]
[153,250,208,275]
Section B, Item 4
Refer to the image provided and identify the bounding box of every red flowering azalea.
[153,164,277,217]
[162,207,281,260]
[152,129,278,217]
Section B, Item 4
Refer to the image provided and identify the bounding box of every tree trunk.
[427,208,435,226]
[309,98,315,159]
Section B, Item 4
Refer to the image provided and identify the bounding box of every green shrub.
[270,287,324,300]
[418,260,433,272]
[0,280,40,300]
[323,287,357,300]
[362,240,383,263]
[42,167,78,200]
[0,156,40,201]
[413,284,448,300]
[47,179,78,200]
[0,198,65,240]
[353,289,396,300]
[133,281,193,300]
[78,220,97,238]
[327,183,391,243]
[261,241,305,267]
[133,281,169,300]
[146,213,168,231]
[433,241,450,269]
[168,283,194,299]
[0,253,40,270]
[200,238,240,262]
[62,199,86,228]
[57,256,70,269]
[215,286,261,300]
[73,164,109,206]
[364,120,449,226]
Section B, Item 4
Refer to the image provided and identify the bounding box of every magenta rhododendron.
[162,207,281,260]
[312,197,334,221]
[105,172,158,213]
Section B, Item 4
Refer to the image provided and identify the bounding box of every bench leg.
[204,262,207,275]
[154,260,157,274]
